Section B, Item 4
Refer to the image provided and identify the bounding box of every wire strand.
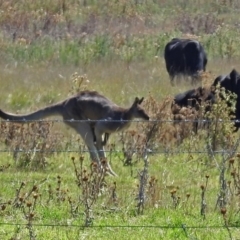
[0,222,239,229]
[0,119,240,123]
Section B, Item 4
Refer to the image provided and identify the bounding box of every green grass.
[1,0,240,239]
[0,147,240,239]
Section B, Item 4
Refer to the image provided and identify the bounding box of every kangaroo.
[0,90,150,176]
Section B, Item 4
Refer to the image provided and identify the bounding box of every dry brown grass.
[0,120,62,169]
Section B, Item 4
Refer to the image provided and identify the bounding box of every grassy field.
[0,1,240,239]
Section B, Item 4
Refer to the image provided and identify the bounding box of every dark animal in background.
[172,87,215,111]
[172,87,215,132]
[212,69,240,95]
[172,69,240,132]
[164,38,208,85]
[212,69,240,130]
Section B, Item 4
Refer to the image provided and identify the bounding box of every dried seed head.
[205,175,209,179]
[101,159,107,165]
[200,185,205,190]
[170,189,177,195]
[236,153,240,158]
[150,176,155,180]
[229,158,235,164]
[32,185,38,191]
[29,212,35,219]
[33,193,38,199]
[79,156,84,161]
[19,196,24,202]
[91,162,98,168]
[130,130,136,136]
[186,193,190,198]
[82,176,88,182]
[221,208,227,215]
[21,182,26,187]
[26,201,32,207]
[1,205,6,211]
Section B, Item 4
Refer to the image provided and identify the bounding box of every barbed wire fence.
[0,118,240,239]
[0,118,239,153]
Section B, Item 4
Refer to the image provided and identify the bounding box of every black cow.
[172,87,215,110]
[212,69,240,95]
[172,87,215,132]
[172,69,240,132]
[164,38,208,85]
[212,69,240,130]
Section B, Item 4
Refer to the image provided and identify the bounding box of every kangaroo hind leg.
[75,123,101,165]
[94,127,117,177]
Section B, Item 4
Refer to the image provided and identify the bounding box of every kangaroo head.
[131,97,150,120]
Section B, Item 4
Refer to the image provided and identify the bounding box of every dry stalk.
[10,181,44,240]
[136,119,157,214]
[170,189,179,209]
[71,156,108,226]
[200,175,209,219]
[146,176,160,208]
[221,208,233,240]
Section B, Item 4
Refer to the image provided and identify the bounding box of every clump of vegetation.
[70,155,108,226]
[0,120,62,169]
[205,85,237,152]
[69,72,90,95]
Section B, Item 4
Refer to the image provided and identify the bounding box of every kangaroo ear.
[134,97,139,105]
[134,97,144,105]
[138,97,144,104]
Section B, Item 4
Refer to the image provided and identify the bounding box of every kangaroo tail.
[0,101,65,123]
